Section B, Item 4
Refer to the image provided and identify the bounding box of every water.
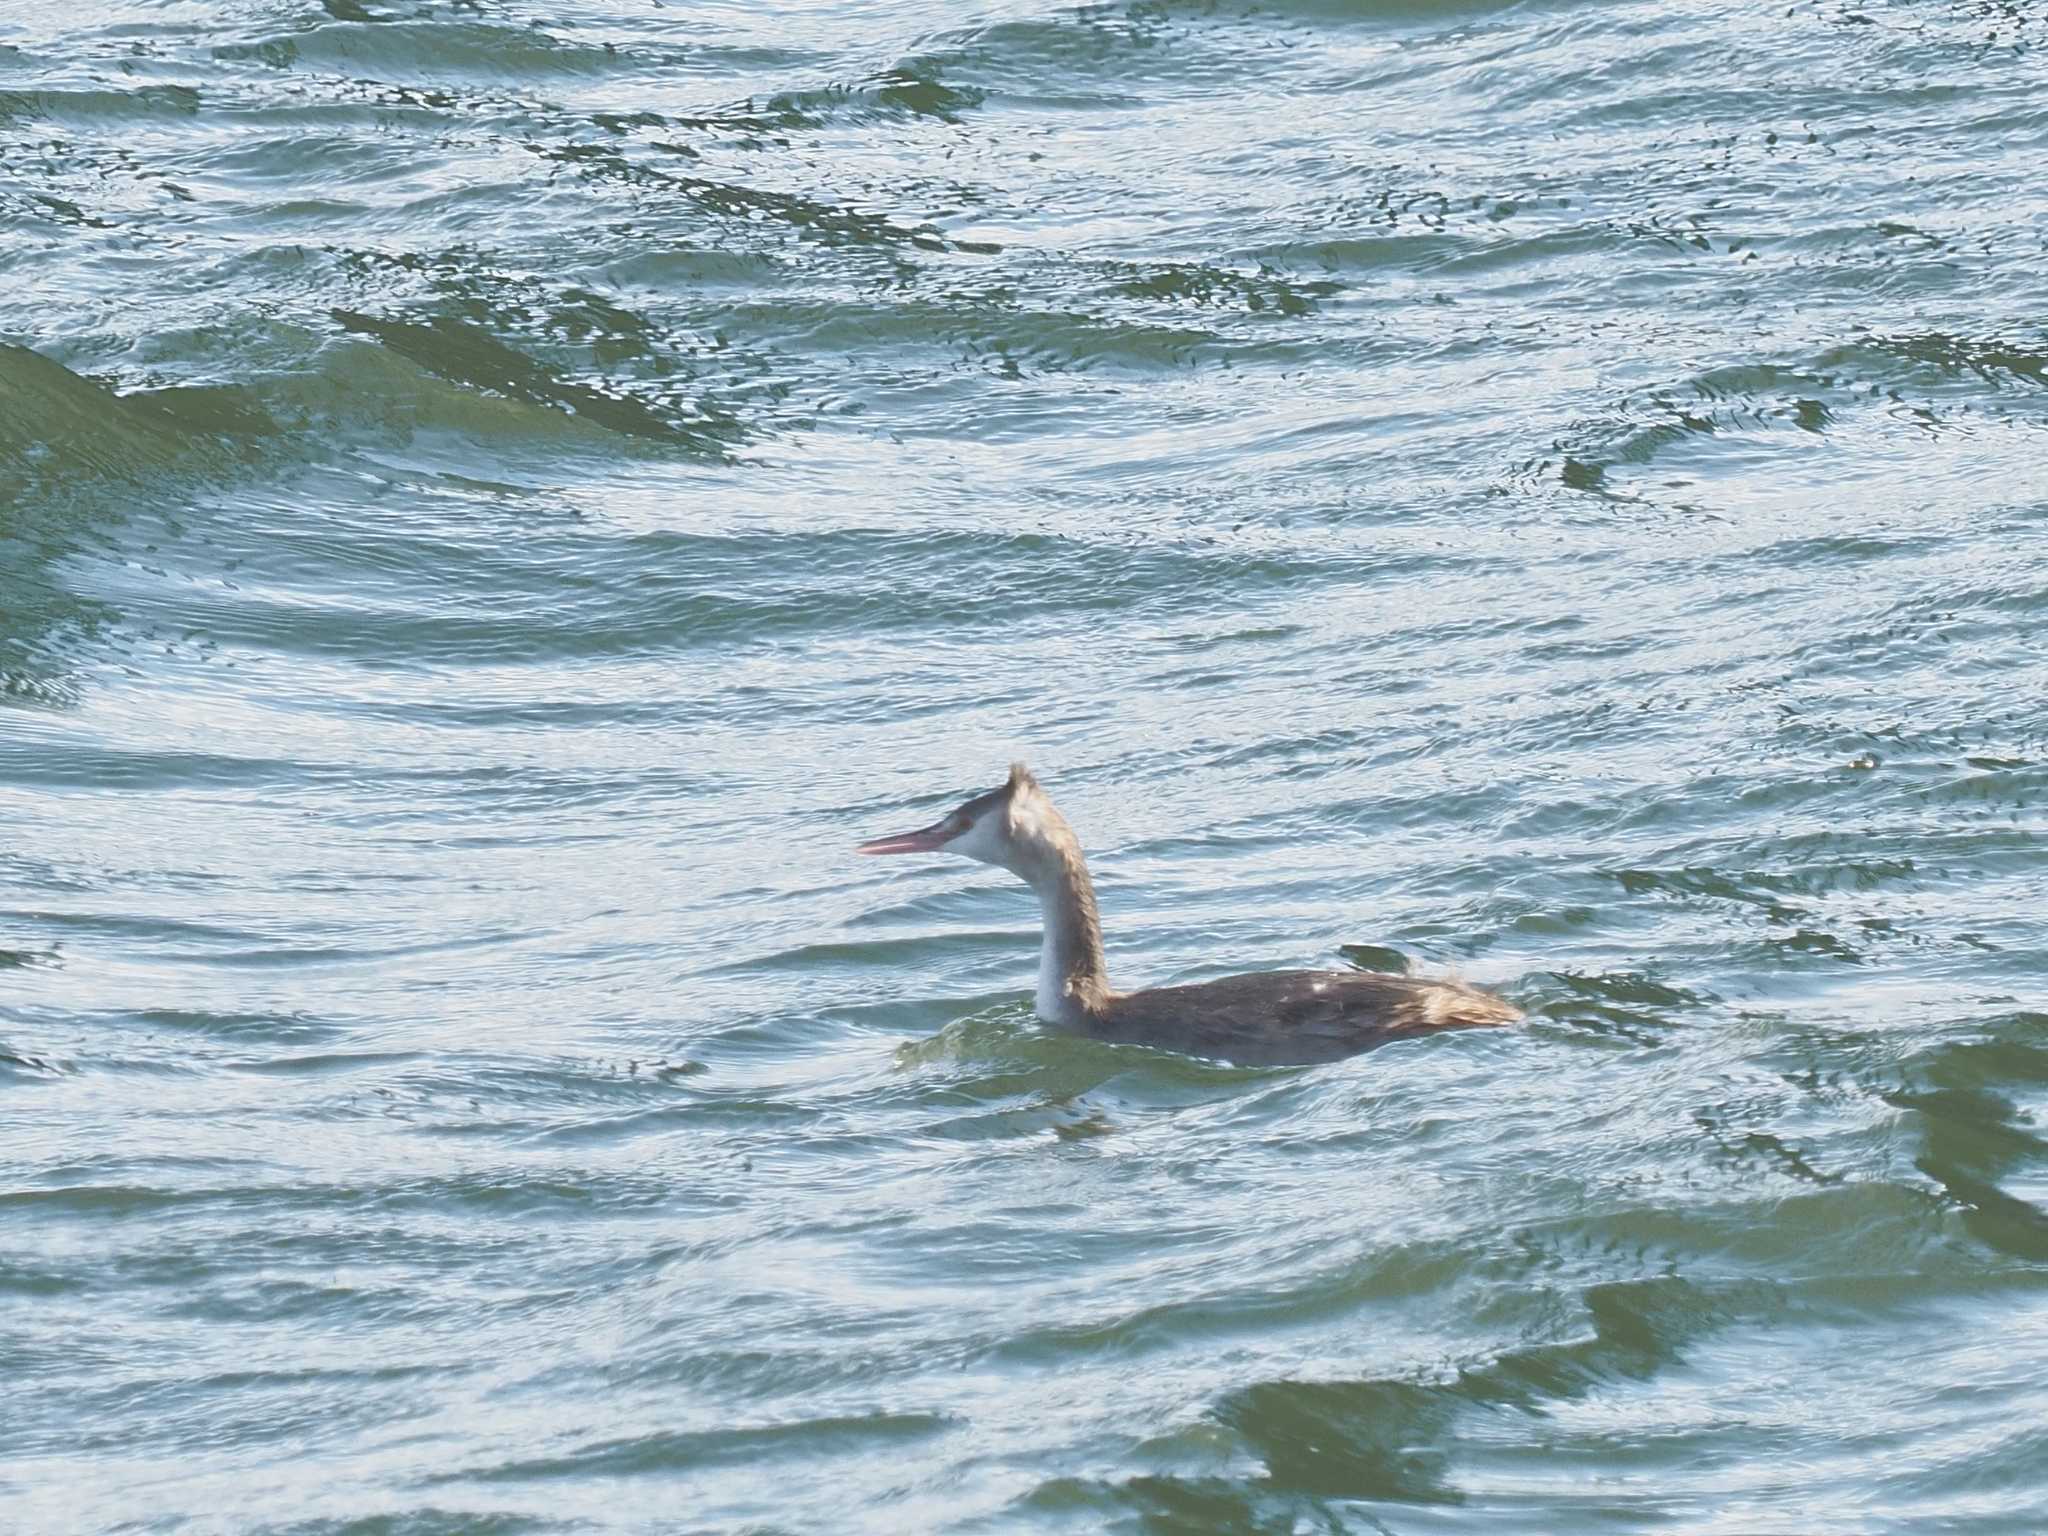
[4,0,2047,1529]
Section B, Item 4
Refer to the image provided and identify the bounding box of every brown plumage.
[1085,969,1520,1066]
[857,763,1520,1066]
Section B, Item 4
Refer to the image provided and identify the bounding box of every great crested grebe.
[856,763,1520,1065]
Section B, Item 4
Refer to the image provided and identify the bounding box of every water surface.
[4,0,2048,1530]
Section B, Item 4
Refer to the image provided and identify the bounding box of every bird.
[856,763,1520,1065]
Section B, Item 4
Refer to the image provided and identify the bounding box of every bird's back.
[1086,969,1519,1066]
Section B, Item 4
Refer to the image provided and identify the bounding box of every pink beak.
[855,819,953,855]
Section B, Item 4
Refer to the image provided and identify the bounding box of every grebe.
[856,763,1520,1065]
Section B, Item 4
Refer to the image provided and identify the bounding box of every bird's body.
[1084,969,1519,1066]
[858,764,1519,1066]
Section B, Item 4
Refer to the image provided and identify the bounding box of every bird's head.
[855,762,1068,880]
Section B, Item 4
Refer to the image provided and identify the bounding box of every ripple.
[437,1410,954,1484]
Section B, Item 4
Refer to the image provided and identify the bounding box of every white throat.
[1033,882,1069,1023]
[1023,862,1100,1028]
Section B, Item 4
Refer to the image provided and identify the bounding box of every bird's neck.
[1027,839,1110,1027]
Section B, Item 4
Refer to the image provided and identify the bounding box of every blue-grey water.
[4,1,2047,1530]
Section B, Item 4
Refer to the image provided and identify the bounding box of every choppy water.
[5,0,2048,1529]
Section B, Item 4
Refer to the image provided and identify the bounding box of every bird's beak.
[855,818,953,855]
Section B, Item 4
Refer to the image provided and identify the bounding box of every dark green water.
[5,0,2047,1530]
